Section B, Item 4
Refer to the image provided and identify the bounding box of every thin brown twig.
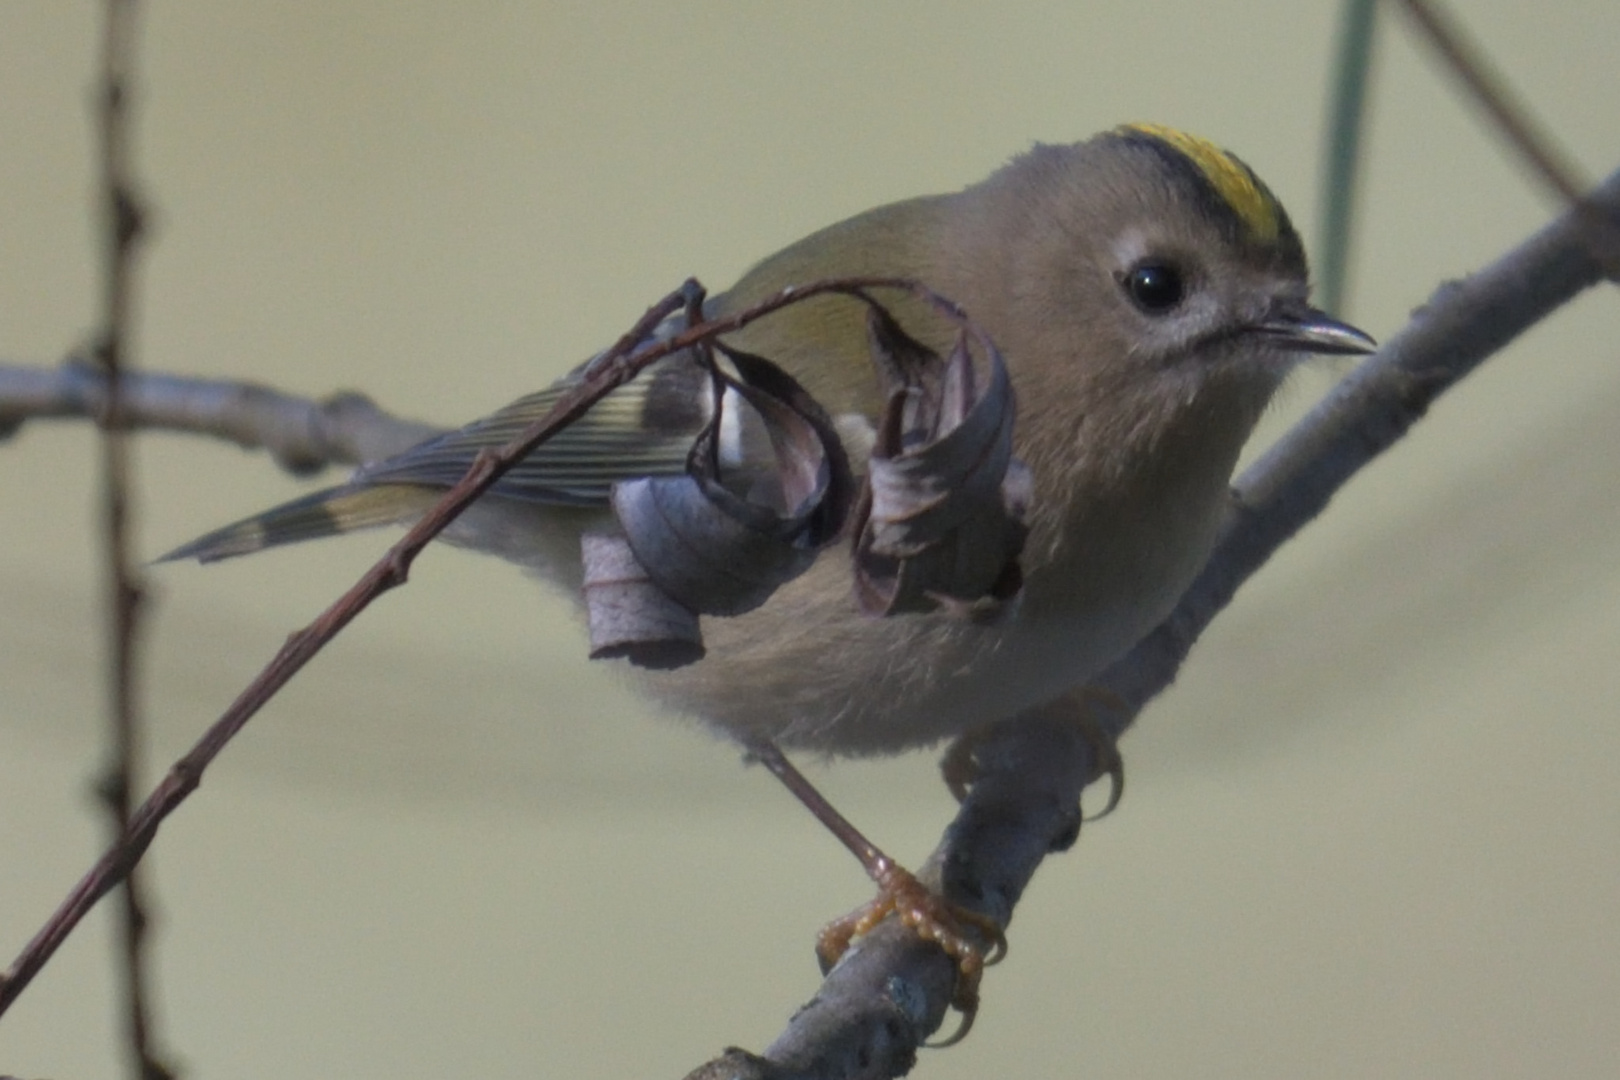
[89,2,172,1078]
[1391,0,1620,272]
[0,273,982,1022]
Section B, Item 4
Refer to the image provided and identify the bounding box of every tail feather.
[158,484,437,563]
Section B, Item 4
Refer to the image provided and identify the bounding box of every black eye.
[1124,262,1186,314]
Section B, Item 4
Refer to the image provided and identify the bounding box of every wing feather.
[164,347,712,562]
[357,360,706,505]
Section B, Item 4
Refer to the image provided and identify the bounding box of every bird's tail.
[158,484,439,563]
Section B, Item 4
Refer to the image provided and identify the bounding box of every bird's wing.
[356,354,709,506]
[160,354,712,563]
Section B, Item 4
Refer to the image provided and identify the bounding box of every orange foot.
[815,858,1006,1047]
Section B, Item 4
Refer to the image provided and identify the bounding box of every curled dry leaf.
[581,530,704,669]
[852,306,1030,618]
[583,347,853,668]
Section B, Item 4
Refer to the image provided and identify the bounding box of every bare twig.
[0,274,998,1023]
[0,359,442,473]
[0,276,685,1021]
[1391,0,1586,204]
[88,3,173,1078]
[1391,0,1620,272]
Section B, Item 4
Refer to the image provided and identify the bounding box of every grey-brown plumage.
[166,125,1372,756]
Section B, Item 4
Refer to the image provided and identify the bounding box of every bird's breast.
[632,509,1206,755]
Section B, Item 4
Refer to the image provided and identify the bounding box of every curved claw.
[940,685,1127,821]
[938,731,983,805]
[926,986,979,1048]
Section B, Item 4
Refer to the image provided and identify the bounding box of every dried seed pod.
[581,530,704,669]
[852,307,1030,617]
[582,347,853,667]
[613,349,850,616]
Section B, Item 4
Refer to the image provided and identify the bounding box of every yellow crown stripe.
[1118,122,1281,243]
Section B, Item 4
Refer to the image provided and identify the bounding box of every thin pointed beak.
[1252,302,1377,356]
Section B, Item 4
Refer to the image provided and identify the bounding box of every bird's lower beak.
[1252,302,1377,356]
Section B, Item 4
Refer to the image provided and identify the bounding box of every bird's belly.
[478,492,1212,756]
[637,568,1151,756]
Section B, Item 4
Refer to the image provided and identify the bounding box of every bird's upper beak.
[1251,300,1377,356]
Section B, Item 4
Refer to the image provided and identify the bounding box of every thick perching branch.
[691,166,1620,1079]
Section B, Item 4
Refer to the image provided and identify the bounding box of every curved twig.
[0,275,1015,1023]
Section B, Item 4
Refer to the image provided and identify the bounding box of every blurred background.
[2,2,1617,1077]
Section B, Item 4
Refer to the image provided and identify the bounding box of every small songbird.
[166,122,1373,1034]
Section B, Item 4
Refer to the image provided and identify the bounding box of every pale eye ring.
[1122,260,1186,314]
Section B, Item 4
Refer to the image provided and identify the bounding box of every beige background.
[3,3,1618,1077]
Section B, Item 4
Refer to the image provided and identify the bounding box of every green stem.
[1316,0,1380,316]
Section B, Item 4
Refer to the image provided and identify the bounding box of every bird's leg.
[746,740,1005,1045]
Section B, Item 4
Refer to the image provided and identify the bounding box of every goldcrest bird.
[166,122,1373,1028]
[169,121,1370,753]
